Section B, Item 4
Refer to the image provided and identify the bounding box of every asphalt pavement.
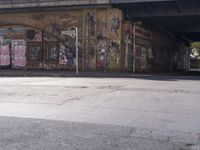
[0,70,200,150]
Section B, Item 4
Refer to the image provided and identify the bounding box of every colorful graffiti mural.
[59,33,76,66]
[0,8,128,72]
[0,28,28,68]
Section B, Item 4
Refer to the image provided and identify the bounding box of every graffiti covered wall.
[0,8,125,72]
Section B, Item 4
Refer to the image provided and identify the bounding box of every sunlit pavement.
[0,75,200,150]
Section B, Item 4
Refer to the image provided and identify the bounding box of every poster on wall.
[29,44,42,61]
[12,40,26,68]
[59,44,68,65]
[0,44,10,66]
[47,44,58,62]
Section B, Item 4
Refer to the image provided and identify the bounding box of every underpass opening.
[0,22,77,71]
[190,42,200,71]
[112,0,200,73]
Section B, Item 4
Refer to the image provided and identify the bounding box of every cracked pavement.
[0,75,200,150]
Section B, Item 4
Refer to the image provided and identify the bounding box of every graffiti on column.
[12,40,26,67]
[107,41,120,69]
[123,26,133,71]
[83,11,97,70]
[97,38,106,69]
[96,11,107,71]
[107,10,121,70]
[88,46,96,70]
[85,12,97,70]
[87,12,96,36]
[111,16,120,33]
[0,43,10,66]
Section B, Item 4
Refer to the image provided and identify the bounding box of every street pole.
[133,23,136,73]
[75,27,79,76]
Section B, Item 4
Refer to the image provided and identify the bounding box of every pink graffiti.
[0,45,10,66]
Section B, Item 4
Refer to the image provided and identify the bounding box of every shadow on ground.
[0,69,200,81]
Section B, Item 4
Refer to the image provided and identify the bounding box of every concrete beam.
[111,0,175,3]
[118,0,200,17]
[175,0,183,12]
[0,0,110,9]
[175,26,200,33]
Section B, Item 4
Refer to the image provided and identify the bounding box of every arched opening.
[0,24,74,70]
[0,25,56,69]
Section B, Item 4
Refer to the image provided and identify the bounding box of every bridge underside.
[112,0,200,42]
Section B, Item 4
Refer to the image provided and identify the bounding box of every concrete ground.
[0,72,200,150]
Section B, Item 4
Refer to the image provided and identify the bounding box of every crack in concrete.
[118,88,200,95]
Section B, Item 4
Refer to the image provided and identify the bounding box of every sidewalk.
[0,69,143,78]
[0,69,200,78]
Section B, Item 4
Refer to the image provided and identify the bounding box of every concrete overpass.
[0,0,199,42]
[0,0,195,72]
[111,0,200,42]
